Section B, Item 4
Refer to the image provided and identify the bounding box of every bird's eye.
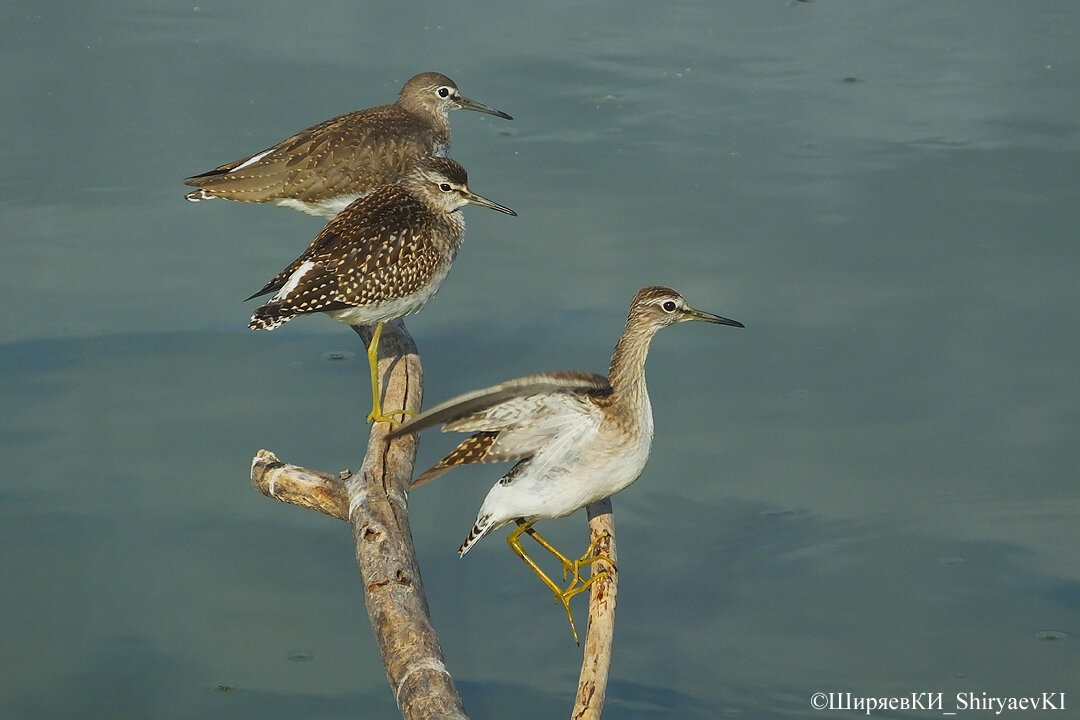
[661,300,678,313]
[439,183,453,192]
[437,86,451,98]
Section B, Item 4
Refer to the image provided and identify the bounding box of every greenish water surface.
[2,2,1078,718]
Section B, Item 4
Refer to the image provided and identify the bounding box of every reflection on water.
[2,1,1079,718]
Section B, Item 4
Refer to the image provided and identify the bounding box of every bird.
[184,72,512,218]
[388,286,744,642]
[246,156,516,423]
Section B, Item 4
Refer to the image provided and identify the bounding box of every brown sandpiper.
[247,156,516,423]
[185,72,512,218]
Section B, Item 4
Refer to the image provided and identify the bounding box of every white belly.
[326,295,428,326]
[274,193,366,219]
[478,415,654,527]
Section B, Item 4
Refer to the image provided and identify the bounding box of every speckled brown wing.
[247,184,458,328]
[244,219,353,302]
[185,105,443,204]
[248,262,347,330]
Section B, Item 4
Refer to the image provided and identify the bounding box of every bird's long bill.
[686,306,745,328]
[459,96,514,120]
[465,190,517,216]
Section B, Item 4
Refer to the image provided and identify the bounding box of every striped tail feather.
[249,303,295,331]
[458,513,495,558]
[184,188,215,202]
[410,432,499,489]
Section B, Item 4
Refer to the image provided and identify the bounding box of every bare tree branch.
[572,499,618,719]
[251,452,348,520]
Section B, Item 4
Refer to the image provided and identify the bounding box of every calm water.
[3,1,1078,718]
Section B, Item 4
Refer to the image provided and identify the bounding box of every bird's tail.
[249,303,293,331]
[184,189,215,202]
[458,513,495,558]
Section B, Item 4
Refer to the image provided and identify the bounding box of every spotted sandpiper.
[247,156,516,423]
[388,286,744,642]
[185,72,512,218]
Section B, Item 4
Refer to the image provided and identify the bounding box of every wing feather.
[396,372,611,489]
[387,371,610,439]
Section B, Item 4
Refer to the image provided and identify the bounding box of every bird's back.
[247,182,463,328]
[185,103,447,212]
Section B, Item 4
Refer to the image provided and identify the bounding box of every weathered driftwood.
[572,499,617,720]
[250,320,616,719]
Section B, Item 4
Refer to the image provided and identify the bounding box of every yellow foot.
[366,406,417,425]
[527,527,615,589]
[509,521,616,644]
[552,569,609,645]
[567,531,616,585]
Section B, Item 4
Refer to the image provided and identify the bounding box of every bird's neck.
[606,314,656,413]
[443,209,466,250]
[408,102,452,137]
[426,115,452,145]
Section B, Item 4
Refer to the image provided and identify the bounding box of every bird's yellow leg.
[508,520,583,644]
[521,525,573,568]
[524,526,615,590]
[562,568,607,603]
[361,322,416,425]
